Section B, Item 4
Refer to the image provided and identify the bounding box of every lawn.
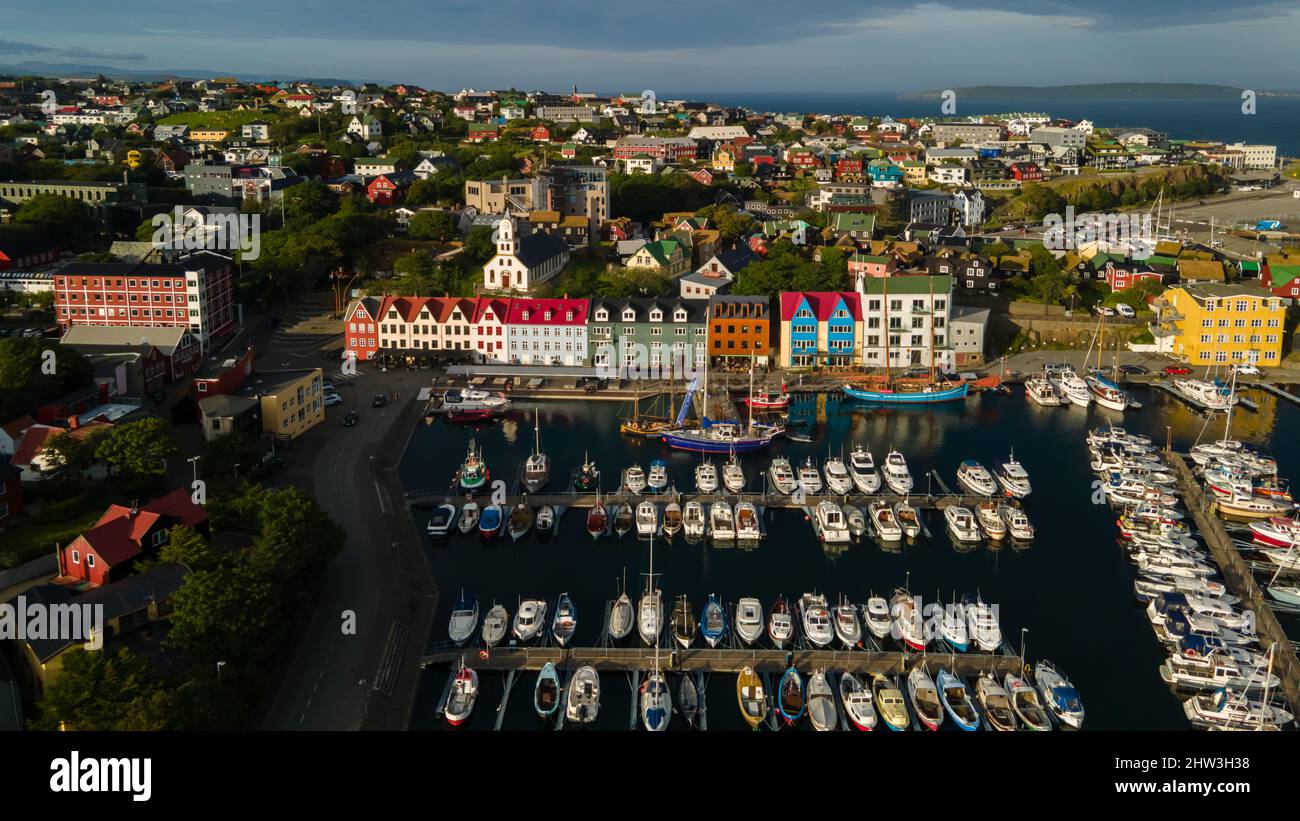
[0,506,104,569]
[156,110,282,131]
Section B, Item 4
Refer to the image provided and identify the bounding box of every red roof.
[472,297,511,324]
[78,489,208,566]
[506,298,589,326]
[2,415,35,440]
[779,291,862,322]
[10,422,112,469]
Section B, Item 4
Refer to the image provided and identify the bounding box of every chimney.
[67,415,79,430]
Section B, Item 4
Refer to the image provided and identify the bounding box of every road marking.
[375,481,388,514]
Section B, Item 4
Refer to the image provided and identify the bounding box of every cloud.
[0,39,56,54]
[56,46,147,61]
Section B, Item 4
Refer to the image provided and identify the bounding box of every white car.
[1094,305,1115,317]
[1232,363,1261,376]
[1115,303,1135,318]
[323,393,343,407]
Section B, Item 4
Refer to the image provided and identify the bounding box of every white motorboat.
[1054,368,1093,407]
[535,505,555,537]
[843,504,867,538]
[823,455,853,495]
[426,502,458,537]
[977,673,1018,731]
[635,500,659,537]
[999,504,1035,541]
[937,602,969,652]
[893,500,921,539]
[944,505,982,543]
[797,457,823,495]
[695,460,719,493]
[956,460,998,496]
[1215,493,1292,520]
[1171,377,1236,412]
[798,592,834,648]
[512,599,548,643]
[1033,660,1085,729]
[813,499,851,544]
[646,460,669,493]
[908,667,944,731]
[565,666,600,724]
[833,599,862,648]
[1160,652,1279,693]
[443,659,479,726]
[883,449,913,494]
[682,501,706,539]
[868,501,903,542]
[1134,573,1234,605]
[964,595,1002,652]
[840,672,877,731]
[623,465,647,494]
[638,589,663,646]
[848,445,881,494]
[1183,687,1293,730]
[735,597,764,645]
[768,597,794,647]
[709,500,735,540]
[995,453,1032,498]
[1248,516,1300,548]
[807,670,837,732]
[890,589,926,651]
[722,452,746,493]
[480,604,508,647]
[768,456,798,494]
[975,501,1006,540]
[1024,375,1063,406]
[863,595,892,640]
[735,501,761,541]
[1137,552,1216,580]
[458,500,479,535]
[448,592,479,646]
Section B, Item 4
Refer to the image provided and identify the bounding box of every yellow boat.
[872,672,910,731]
[736,666,767,729]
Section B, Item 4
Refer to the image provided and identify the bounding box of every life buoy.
[479,649,489,660]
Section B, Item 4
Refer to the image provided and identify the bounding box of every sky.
[3,1,1299,93]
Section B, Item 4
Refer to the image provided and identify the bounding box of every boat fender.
[479,649,489,660]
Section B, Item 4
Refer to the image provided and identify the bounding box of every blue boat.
[699,594,728,648]
[478,504,503,539]
[841,381,969,404]
[777,666,806,726]
[937,669,981,731]
[661,420,780,453]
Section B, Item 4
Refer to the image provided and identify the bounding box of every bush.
[29,491,93,524]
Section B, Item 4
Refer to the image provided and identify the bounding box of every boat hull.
[660,430,776,453]
[842,382,969,404]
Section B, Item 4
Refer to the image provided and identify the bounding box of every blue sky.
[4,1,1299,91]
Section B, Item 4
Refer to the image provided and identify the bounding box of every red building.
[1009,162,1043,182]
[1261,260,1300,299]
[53,252,237,352]
[192,345,256,397]
[343,297,381,361]
[57,489,209,587]
[531,125,551,142]
[0,236,58,271]
[367,172,414,205]
[1103,261,1163,292]
[836,158,864,179]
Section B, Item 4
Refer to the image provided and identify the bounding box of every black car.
[1118,364,1149,375]
[343,410,359,426]
[371,394,388,408]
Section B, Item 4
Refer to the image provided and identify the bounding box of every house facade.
[707,295,771,366]
[855,274,955,372]
[588,297,707,377]
[1161,283,1286,367]
[778,291,862,368]
[505,297,590,366]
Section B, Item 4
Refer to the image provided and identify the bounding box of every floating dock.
[1256,382,1300,406]
[406,488,999,512]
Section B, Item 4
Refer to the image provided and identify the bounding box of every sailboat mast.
[882,277,891,386]
[928,278,935,384]
[748,354,754,431]
[534,406,541,455]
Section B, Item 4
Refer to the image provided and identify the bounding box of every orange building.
[707,295,771,365]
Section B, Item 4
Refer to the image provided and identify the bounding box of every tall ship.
[841,277,968,404]
[661,357,781,453]
[619,363,676,438]
[1082,313,1132,412]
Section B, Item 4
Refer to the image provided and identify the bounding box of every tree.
[38,431,95,482]
[167,561,283,665]
[245,486,345,591]
[0,337,94,422]
[14,194,96,251]
[32,646,164,731]
[95,417,178,495]
[408,210,457,241]
[463,225,496,264]
[282,180,339,224]
[158,525,220,571]
[202,430,264,483]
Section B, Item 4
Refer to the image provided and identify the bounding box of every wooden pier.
[1165,451,1300,711]
[1256,382,1300,407]
[406,488,997,512]
[420,645,1023,677]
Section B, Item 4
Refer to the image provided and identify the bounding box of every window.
[72,550,81,564]
[87,554,96,568]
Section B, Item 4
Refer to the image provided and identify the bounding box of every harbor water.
[404,384,1300,730]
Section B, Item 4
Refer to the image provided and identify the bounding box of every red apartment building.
[53,252,237,351]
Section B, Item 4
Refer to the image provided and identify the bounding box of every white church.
[482,215,570,293]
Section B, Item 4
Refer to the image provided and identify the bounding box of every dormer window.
[595,309,608,322]
[566,311,574,321]
[544,311,552,321]
[522,310,530,321]
[674,309,687,322]
[650,309,663,322]
[622,309,635,321]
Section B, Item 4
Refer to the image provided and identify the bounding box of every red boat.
[1250,516,1300,548]
[586,502,607,539]
[446,408,497,424]
[743,386,790,411]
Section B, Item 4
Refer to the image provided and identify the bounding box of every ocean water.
[406,384,1300,731]
[670,92,1300,156]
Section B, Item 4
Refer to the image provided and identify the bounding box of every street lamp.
[234,464,241,479]
[216,660,227,697]
[188,455,201,485]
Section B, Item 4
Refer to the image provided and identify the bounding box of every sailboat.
[640,530,671,731]
[662,352,780,453]
[620,363,675,438]
[842,276,968,403]
[523,407,550,492]
[1084,313,1131,412]
[609,574,634,641]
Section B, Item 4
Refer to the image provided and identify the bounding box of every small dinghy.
[535,505,556,537]
[907,667,944,731]
[893,500,921,539]
[737,666,767,730]
[478,503,503,539]
[937,668,981,731]
[534,662,561,719]
[833,599,862,649]
[443,658,478,726]
[840,671,877,731]
[843,504,867,539]
[671,595,697,649]
[550,592,578,647]
[873,673,909,731]
[458,500,479,535]
[768,596,794,647]
[448,591,478,646]
[778,666,806,726]
[588,498,608,539]
[735,597,764,645]
[426,502,458,537]
[678,675,699,728]
[662,502,683,538]
[807,670,837,731]
[613,504,633,537]
[480,603,508,647]
[700,593,728,648]
[1005,672,1052,731]
[565,666,600,724]
[507,502,533,542]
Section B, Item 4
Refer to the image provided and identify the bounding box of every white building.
[1228,143,1277,169]
[482,216,570,293]
[855,273,955,373]
[505,297,589,366]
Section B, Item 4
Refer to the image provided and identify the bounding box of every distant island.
[898,83,1271,100]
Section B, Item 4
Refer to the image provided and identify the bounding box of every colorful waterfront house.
[587,297,708,376]
[867,159,903,185]
[707,294,771,366]
[778,291,862,368]
[1163,282,1286,367]
[505,297,589,366]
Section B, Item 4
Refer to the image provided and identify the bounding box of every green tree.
[14,194,96,250]
[408,209,457,241]
[282,180,339,224]
[95,417,178,495]
[167,560,283,665]
[158,524,220,571]
[463,225,496,264]
[38,431,96,482]
[32,646,163,731]
[0,337,94,422]
[202,430,264,483]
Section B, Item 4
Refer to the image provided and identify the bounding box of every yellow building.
[241,368,325,439]
[189,128,230,145]
[1163,283,1286,367]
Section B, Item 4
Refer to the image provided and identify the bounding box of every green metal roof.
[858,274,952,295]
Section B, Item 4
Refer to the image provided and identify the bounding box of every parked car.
[1162,365,1192,376]
[1231,363,1261,376]
[343,410,359,427]
[1115,303,1136,318]
[1094,305,1116,317]
[324,393,344,407]
[1118,364,1149,375]
[371,394,388,408]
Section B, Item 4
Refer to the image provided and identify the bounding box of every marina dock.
[405,488,999,511]
[1256,382,1300,406]
[420,644,1023,677]
[1165,451,1300,711]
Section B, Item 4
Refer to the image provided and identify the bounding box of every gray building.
[949,304,990,367]
[931,122,1003,144]
[1030,126,1088,149]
